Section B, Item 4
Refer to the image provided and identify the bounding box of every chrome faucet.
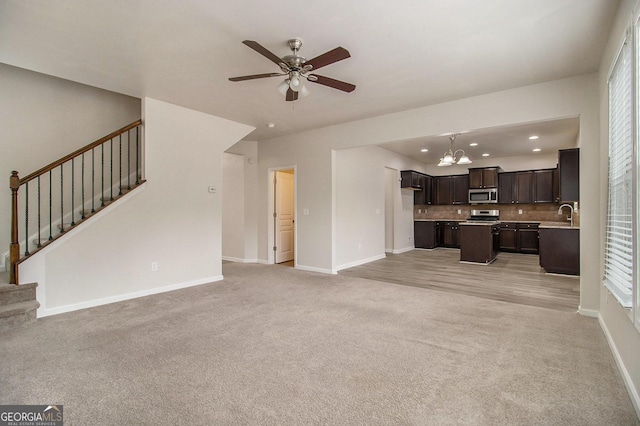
[558,203,574,227]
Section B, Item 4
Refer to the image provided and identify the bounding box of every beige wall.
[225,140,259,262]
[259,74,599,295]
[0,64,141,271]
[597,0,640,416]
[20,97,254,315]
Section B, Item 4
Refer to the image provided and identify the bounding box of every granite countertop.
[415,218,579,229]
[414,218,465,222]
[538,222,580,229]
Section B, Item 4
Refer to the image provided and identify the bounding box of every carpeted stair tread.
[0,299,39,318]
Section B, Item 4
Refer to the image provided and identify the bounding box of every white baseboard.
[578,306,599,318]
[336,254,386,272]
[295,264,335,275]
[39,275,223,318]
[598,314,640,419]
[392,246,414,254]
[222,256,258,263]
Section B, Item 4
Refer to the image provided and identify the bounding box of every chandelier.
[437,133,472,167]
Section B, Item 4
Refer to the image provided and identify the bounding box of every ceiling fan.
[228,39,356,101]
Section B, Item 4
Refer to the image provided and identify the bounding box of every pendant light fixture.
[437,133,472,167]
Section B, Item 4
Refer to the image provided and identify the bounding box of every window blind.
[604,37,634,309]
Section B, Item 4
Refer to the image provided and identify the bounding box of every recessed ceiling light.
[267,123,276,128]
[421,148,428,152]
[482,153,490,157]
[529,135,539,140]
[532,148,541,152]
[469,143,478,147]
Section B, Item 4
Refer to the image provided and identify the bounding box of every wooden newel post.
[9,171,20,285]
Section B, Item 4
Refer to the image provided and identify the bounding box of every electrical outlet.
[518,209,523,214]
[457,209,461,214]
[151,261,158,271]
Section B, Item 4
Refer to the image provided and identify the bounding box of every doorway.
[384,167,397,253]
[271,168,295,265]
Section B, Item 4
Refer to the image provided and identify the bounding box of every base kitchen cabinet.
[499,222,518,251]
[439,221,460,248]
[499,222,539,254]
[414,221,438,249]
[539,227,580,275]
[518,223,540,254]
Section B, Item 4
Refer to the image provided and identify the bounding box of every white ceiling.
[0,0,618,151]
[380,116,580,164]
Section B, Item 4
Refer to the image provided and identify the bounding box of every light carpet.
[0,263,637,425]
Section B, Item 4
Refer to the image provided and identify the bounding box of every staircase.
[4,120,144,328]
[0,272,39,330]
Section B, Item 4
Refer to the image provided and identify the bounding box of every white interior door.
[275,170,294,263]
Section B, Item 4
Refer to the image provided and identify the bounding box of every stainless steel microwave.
[469,188,498,204]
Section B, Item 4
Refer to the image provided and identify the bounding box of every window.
[605,34,634,310]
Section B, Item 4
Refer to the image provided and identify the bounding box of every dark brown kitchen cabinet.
[498,172,516,204]
[500,170,554,204]
[400,170,422,190]
[516,172,534,204]
[539,227,580,275]
[499,222,539,254]
[533,169,554,203]
[518,223,540,254]
[499,222,518,251]
[434,176,452,205]
[460,224,498,264]
[416,175,432,205]
[434,175,468,205]
[452,175,469,204]
[468,167,500,189]
[440,221,460,248]
[401,171,433,205]
[559,148,579,202]
[414,221,437,249]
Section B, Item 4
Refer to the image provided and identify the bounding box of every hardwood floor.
[339,249,580,312]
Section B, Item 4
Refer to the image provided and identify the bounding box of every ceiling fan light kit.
[229,38,356,102]
[437,133,472,167]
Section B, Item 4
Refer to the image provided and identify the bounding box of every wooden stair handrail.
[9,119,143,284]
[20,120,142,185]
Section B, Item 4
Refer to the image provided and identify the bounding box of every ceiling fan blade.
[306,47,351,70]
[242,40,283,66]
[229,73,283,82]
[285,88,299,102]
[308,74,356,93]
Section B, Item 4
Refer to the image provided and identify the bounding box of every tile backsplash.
[414,203,579,225]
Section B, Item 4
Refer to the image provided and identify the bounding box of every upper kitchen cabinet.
[533,169,555,203]
[452,175,469,204]
[498,172,515,204]
[434,175,468,205]
[499,169,555,204]
[415,174,433,205]
[401,170,432,205]
[434,176,452,205]
[468,167,501,189]
[400,170,423,190]
[558,148,579,202]
[516,171,534,204]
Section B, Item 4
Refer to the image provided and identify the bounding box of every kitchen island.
[459,222,500,264]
